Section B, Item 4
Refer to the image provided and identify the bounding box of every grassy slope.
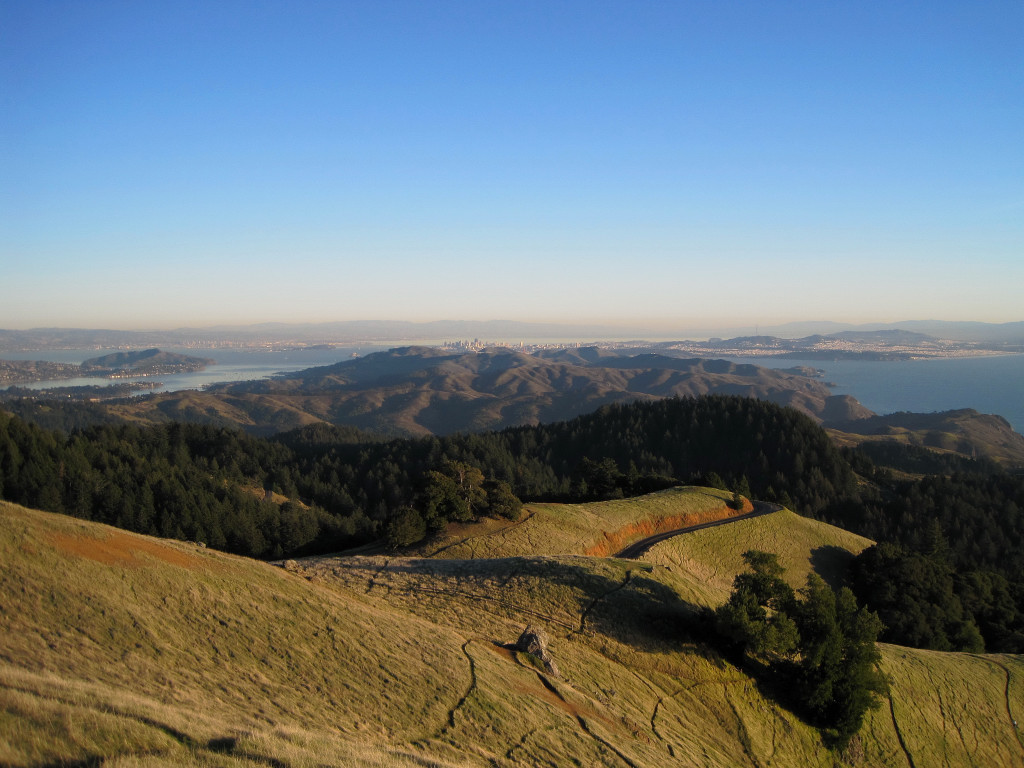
[408,486,745,560]
[864,646,1024,767]
[0,502,471,767]
[638,508,875,606]
[2,499,1022,767]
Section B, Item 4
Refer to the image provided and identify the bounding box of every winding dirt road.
[614,500,783,559]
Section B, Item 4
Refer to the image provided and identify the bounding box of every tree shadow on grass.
[375,556,715,650]
[809,545,856,590]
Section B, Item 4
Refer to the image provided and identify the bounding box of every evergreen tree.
[713,552,886,751]
[385,506,427,548]
[796,576,888,747]
[714,551,798,659]
[482,478,523,520]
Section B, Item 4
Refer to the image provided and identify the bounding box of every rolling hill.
[80,348,214,373]
[400,486,749,560]
[638,507,875,606]
[3,498,1022,767]
[106,346,872,436]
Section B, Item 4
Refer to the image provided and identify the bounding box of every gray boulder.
[512,625,559,677]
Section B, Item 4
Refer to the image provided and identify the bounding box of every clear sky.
[2,1,1022,332]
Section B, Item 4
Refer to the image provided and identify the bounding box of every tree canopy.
[713,551,887,751]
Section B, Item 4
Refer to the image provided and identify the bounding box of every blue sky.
[2,1,1022,332]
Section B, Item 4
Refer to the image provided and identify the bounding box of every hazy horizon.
[3,316,1024,345]
[4,2,1022,329]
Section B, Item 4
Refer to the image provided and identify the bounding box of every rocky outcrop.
[512,625,559,677]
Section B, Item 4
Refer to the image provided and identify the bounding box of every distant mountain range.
[652,328,1020,359]
[759,320,1024,343]
[6,342,1024,463]
[2,319,1023,351]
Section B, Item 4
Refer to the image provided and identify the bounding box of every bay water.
[729,354,1024,434]
[6,346,385,395]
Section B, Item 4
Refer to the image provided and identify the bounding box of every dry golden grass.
[639,508,875,606]
[0,501,471,766]
[2,499,1021,767]
[862,647,1024,768]
[408,485,741,560]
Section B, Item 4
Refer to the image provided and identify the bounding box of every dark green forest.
[2,394,1023,651]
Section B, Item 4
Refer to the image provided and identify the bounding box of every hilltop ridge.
[827,407,1024,466]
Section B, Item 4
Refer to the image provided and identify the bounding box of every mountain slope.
[826,408,1024,466]
[109,347,872,436]
[3,500,1022,767]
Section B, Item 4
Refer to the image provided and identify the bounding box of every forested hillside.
[2,394,1023,651]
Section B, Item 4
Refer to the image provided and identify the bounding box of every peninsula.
[0,348,214,387]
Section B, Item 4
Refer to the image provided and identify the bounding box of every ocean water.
[729,354,1024,435]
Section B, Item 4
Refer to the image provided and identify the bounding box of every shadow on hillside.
[376,556,711,650]
[579,567,714,650]
[809,545,856,590]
